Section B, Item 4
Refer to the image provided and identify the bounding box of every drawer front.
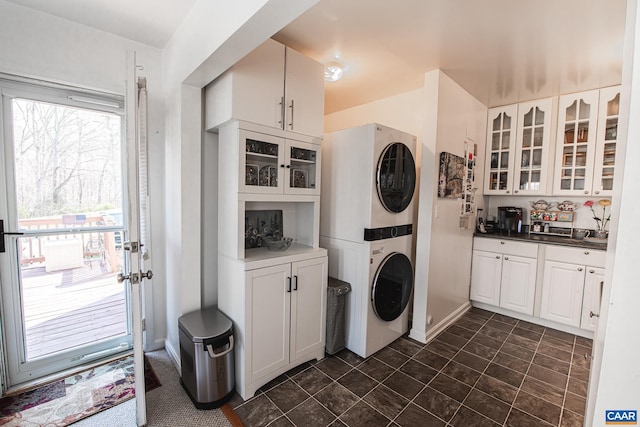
[545,245,606,268]
[474,238,538,258]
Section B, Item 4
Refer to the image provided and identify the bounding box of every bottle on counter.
[544,223,550,233]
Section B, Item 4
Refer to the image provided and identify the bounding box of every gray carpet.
[74,349,231,426]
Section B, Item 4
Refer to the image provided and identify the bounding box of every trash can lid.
[178,307,233,343]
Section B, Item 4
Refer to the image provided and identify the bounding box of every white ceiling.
[6,0,627,114]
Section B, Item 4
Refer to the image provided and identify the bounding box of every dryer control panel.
[364,224,412,241]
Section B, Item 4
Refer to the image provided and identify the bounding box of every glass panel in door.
[289,144,317,190]
[245,138,279,188]
[1,93,131,386]
[488,112,512,191]
[517,106,545,191]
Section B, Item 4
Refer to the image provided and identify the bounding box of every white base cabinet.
[470,239,538,316]
[581,267,605,332]
[540,260,586,327]
[219,252,327,400]
[538,245,606,330]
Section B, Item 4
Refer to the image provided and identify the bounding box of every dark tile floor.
[229,308,592,427]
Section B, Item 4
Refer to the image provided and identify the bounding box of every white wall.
[416,71,487,341]
[324,71,487,344]
[161,0,320,364]
[0,0,167,349]
[590,0,640,424]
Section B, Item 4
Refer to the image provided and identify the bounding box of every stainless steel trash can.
[326,277,351,355]
[179,307,235,409]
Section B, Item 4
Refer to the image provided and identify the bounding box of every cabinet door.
[240,130,286,194]
[499,255,537,315]
[581,267,605,332]
[553,90,600,195]
[247,264,291,380]
[593,86,621,196]
[484,105,518,194]
[233,38,286,130]
[540,260,586,327]
[284,47,325,138]
[512,99,553,195]
[290,257,327,362]
[285,140,321,195]
[470,250,502,306]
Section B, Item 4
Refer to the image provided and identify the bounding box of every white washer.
[321,232,413,358]
[320,123,417,243]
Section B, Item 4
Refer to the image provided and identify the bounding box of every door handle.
[289,99,295,129]
[0,219,24,253]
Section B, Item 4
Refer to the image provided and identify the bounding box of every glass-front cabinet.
[593,86,621,196]
[240,129,319,195]
[513,99,553,195]
[484,99,552,195]
[553,90,600,195]
[484,105,518,194]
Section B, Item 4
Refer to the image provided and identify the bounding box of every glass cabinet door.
[484,105,518,195]
[240,130,285,194]
[593,86,620,196]
[553,90,600,195]
[513,98,553,195]
[285,140,320,195]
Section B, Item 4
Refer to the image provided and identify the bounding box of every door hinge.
[142,318,146,331]
[123,241,139,253]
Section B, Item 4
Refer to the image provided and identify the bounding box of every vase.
[593,230,608,239]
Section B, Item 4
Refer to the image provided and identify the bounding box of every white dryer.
[320,123,417,243]
[321,229,413,358]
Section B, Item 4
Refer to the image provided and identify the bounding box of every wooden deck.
[21,261,128,360]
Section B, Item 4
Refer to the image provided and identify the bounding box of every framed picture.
[438,152,465,198]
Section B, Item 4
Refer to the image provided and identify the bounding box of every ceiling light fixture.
[324,61,344,82]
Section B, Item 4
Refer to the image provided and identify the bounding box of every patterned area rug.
[0,355,160,426]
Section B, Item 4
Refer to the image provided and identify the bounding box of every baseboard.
[164,340,181,374]
[424,301,472,343]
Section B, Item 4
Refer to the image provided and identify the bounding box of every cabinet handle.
[595,190,600,195]
[287,277,291,293]
[578,267,583,272]
[589,269,595,274]
[589,311,600,318]
[280,164,285,168]
[294,275,298,291]
[289,99,294,129]
[495,255,501,259]
[584,251,590,255]
[584,191,589,194]
[506,190,510,194]
[279,96,285,127]
[514,190,519,194]
[500,241,505,245]
[504,256,509,261]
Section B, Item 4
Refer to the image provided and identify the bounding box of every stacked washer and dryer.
[320,123,417,358]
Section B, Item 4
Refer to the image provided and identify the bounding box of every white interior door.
[125,51,150,426]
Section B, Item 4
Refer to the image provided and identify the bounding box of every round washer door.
[371,252,413,321]
[376,142,416,213]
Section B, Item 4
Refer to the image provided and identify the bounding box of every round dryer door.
[371,252,413,321]
[376,142,416,213]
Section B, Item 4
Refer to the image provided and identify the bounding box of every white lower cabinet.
[221,254,327,400]
[539,246,606,329]
[470,239,538,315]
[540,260,586,327]
[581,267,605,332]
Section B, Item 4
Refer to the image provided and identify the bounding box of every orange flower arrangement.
[584,199,611,231]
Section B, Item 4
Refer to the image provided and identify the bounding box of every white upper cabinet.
[205,38,324,138]
[592,86,621,196]
[512,99,554,195]
[552,90,600,195]
[484,99,553,195]
[484,105,518,194]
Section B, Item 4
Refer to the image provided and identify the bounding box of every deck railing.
[17,215,121,273]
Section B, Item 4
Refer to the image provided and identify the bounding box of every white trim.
[410,301,471,344]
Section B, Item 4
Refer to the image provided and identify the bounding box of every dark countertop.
[474,231,608,251]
